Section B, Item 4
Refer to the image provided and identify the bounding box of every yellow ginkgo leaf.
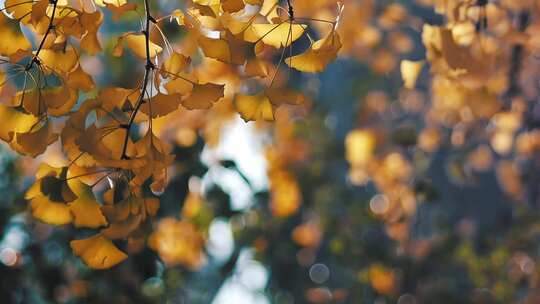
[66,65,95,92]
[94,0,127,7]
[181,83,224,110]
[105,2,138,21]
[80,11,104,55]
[198,36,231,63]
[70,234,128,269]
[30,0,48,26]
[141,93,182,118]
[68,181,108,228]
[286,32,342,73]
[15,86,79,117]
[0,105,39,142]
[113,33,162,59]
[221,0,244,13]
[30,196,73,225]
[4,0,32,21]
[164,73,196,95]
[220,13,250,35]
[101,215,142,239]
[251,22,305,48]
[38,47,79,74]
[400,60,425,89]
[266,89,304,106]
[171,9,188,26]
[25,165,77,204]
[25,165,83,225]
[0,14,31,56]
[234,92,275,122]
[162,52,190,76]
[11,121,58,157]
[245,58,270,78]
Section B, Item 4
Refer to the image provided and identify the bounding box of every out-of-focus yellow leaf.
[345,129,376,167]
[198,36,231,62]
[269,170,301,217]
[400,60,425,89]
[0,14,31,56]
[105,2,138,21]
[148,218,206,269]
[113,33,162,59]
[94,0,127,7]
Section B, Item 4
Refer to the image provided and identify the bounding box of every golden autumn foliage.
[0,0,342,269]
[3,5,537,304]
[2,0,540,303]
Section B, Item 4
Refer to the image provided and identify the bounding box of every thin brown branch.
[119,0,155,159]
[26,0,59,71]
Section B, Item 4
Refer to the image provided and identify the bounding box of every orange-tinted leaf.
[11,121,58,157]
[181,83,224,110]
[141,93,182,118]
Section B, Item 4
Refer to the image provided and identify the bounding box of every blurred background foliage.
[2,0,540,303]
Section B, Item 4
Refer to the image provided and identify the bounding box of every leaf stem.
[26,0,58,71]
[120,0,155,159]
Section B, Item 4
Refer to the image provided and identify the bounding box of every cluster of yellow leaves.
[402,0,536,201]
[24,162,162,269]
[170,0,343,121]
[343,0,539,250]
[0,0,342,269]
